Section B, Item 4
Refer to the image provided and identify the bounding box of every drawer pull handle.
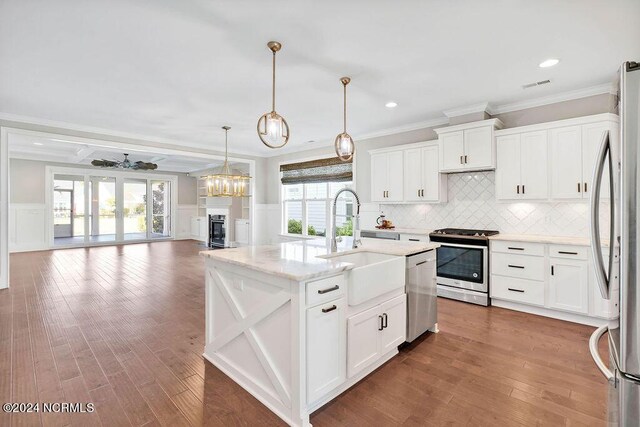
[322,305,337,313]
[382,313,388,329]
[558,251,578,255]
[551,265,554,276]
[507,247,524,251]
[409,238,420,242]
[508,264,525,269]
[416,260,427,266]
[378,315,384,331]
[508,288,525,293]
[317,285,340,294]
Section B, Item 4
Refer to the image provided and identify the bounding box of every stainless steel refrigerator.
[590,61,640,426]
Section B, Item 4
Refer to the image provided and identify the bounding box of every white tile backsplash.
[380,171,607,237]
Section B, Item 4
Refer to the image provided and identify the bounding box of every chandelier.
[204,126,251,197]
[257,41,290,148]
[91,153,158,170]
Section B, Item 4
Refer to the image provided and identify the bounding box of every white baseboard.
[491,299,616,327]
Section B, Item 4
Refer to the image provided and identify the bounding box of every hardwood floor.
[2,240,609,426]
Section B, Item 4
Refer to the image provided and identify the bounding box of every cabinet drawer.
[491,253,545,281]
[400,234,429,243]
[491,275,545,306]
[306,275,346,307]
[549,245,588,260]
[491,240,545,256]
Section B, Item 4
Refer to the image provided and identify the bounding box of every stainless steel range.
[429,228,499,306]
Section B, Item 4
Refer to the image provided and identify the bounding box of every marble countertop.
[201,237,439,281]
[361,227,433,236]
[489,234,593,246]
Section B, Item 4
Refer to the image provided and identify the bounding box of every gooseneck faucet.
[330,188,361,252]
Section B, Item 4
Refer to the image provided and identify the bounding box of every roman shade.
[280,157,352,184]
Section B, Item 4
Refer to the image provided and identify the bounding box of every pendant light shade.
[335,77,354,161]
[257,41,290,148]
[204,126,251,197]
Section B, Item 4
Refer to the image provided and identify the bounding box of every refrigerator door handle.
[589,325,616,384]
[589,130,612,299]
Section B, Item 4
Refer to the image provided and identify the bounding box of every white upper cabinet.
[439,131,464,170]
[549,126,583,199]
[403,143,447,203]
[496,114,619,201]
[436,119,504,173]
[371,141,445,204]
[371,151,404,202]
[496,131,548,200]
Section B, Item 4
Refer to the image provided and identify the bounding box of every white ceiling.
[1,0,639,157]
[8,133,228,173]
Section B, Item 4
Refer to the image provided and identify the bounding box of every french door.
[52,172,173,247]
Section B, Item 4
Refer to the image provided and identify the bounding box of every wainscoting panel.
[9,204,47,252]
[176,204,198,239]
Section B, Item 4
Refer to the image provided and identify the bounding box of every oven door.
[436,243,488,292]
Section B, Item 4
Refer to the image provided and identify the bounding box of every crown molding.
[0,112,263,158]
[487,82,617,115]
[443,102,490,118]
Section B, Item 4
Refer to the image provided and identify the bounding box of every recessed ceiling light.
[33,142,43,146]
[385,101,398,108]
[539,58,560,68]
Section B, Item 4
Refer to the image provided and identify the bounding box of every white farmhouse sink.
[322,251,405,306]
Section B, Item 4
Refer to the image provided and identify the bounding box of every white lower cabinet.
[548,258,589,314]
[347,294,406,378]
[190,216,208,241]
[306,298,346,404]
[491,241,615,323]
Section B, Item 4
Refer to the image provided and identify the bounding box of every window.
[282,181,353,237]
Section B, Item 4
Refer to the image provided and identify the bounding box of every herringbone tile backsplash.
[381,171,609,237]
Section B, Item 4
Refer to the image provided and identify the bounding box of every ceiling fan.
[91,153,158,170]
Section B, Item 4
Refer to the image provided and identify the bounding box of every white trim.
[491,299,615,328]
[0,112,262,158]
[0,127,9,288]
[443,102,490,118]
[488,82,617,115]
[494,113,619,136]
[433,118,504,135]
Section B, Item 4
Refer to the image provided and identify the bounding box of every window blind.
[280,157,352,184]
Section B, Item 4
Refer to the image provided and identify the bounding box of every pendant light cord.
[272,51,276,113]
[343,81,347,133]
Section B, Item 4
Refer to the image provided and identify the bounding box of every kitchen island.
[201,237,438,426]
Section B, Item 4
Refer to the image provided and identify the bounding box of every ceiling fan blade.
[91,159,117,167]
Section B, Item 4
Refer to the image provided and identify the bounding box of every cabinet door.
[463,126,493,169]
[549,126,583,199]
[582,122,612,200]
[347,305,381,378]
[422,146,441,202]
[439,131,464,171]
[370,153,389,202]
[404,148,423,201]
[307,300,346,403]
[520,130,549,199]
[380,294,407,354]
[548,258,589,314]
[495,135,521,200]
[386,151,404,201]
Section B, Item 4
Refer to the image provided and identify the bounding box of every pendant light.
[257,41,290,148]
[335,77,354,161]
[204,126,251,197]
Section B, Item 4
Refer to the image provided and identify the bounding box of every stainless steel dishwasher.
[406,250,437,342]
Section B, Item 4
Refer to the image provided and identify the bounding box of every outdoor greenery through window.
[282,182,354,237]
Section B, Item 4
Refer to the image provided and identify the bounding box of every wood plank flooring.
[1,240,610,426]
